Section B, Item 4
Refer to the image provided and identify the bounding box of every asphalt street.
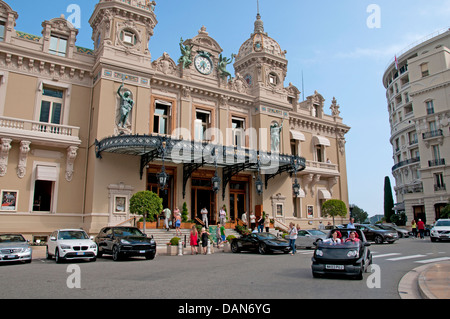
[0,237,449,300]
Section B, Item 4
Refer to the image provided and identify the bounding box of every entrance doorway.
[229,177,250,223]
[413,205,426,223]
[191,172,217,226]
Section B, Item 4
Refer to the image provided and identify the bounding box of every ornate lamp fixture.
[292,157,301,197]
[255,155,263,196]
[157,141,168,190]
[211,147,221,193]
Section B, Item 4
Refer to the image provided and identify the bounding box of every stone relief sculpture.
[117,77,134,133]
[270,121,283,153]
[178,37,192,69]
[218,53,235,81]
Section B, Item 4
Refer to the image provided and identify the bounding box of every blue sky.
[7,0,450,217]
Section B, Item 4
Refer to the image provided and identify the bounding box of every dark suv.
[95,226,156,261]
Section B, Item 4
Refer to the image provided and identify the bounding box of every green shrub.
[170,237,181,246]
[226,235,236,242]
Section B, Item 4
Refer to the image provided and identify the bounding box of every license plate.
[76,252,85,256]
[5,255,17,259]
[139,250,145,253]
[326,264,344,270]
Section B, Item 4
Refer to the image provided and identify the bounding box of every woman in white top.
[249,212,256,231]
[324,231,342,245]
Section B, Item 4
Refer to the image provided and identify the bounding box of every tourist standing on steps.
[163,207,171,231]
[219,205,227,226]
[250,211,256,231]
[201,207,209,229]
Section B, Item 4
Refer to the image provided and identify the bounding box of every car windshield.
[436,220,450,227]
[58,230,89,240]
[113,228,144,237]
[365,225,383,230]
[309,230,326,236]
[256,233,277,240]
[0,234,26,243]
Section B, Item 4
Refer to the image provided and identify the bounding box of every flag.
[394,55,399,70]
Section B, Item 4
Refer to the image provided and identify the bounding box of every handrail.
[194,217,205,226]
[115,216,138,227]
[274,219,289,232]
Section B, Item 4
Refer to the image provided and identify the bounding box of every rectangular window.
[33,180,53,212]
[40,87,64,124]
[426,100,434,115]
[0,21,5,42]
[421,63,429,77]
[435,173,444,187]
[432,145,441,160]
[316,145,323,162]
[232,117,245,147]
[195,109,211,141]
[49,35,68,57]
[153,103,170,135]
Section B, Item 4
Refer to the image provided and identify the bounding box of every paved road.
[0,237,448,300]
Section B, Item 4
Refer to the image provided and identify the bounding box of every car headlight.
[315,249,323,257]
[121,239,131,244]
[23,247,32,253]
[60,244,71,250]
[347,250,359,258]
[90,244,97,249]
[149,239,155,244]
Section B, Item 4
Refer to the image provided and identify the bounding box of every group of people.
[411,219,426,239]
[241,211,271,233]
[188,223,226,255]
[161,207,182,236]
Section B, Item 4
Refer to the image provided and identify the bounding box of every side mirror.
[364,242,371,247]
[90,236,95,240]
[50,236,56,241]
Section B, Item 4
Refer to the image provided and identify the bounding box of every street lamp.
[255,155,263,196]
[157,141,168,190]
[211,147,221,193]
[293,178,300,197]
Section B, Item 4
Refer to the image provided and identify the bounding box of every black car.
[341,223,398,244]
[376,223,409,238]
[95,226,156,261]
[231,232,291,254]
[311,228,372,280]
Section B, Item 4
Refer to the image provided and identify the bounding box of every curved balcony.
[392,156,420,172]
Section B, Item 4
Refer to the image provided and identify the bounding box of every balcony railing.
[0,116,81,145]
[422,129,443,140]
[434,184,446,192]
[392,156,420,171]
[428,158,446,167]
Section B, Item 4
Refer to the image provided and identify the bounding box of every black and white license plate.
[4,255,18,259]
[326,264,344,270]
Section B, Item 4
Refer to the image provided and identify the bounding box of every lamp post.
[256,155,263,196]
[292,157,301,197]
[211,147,221,194]
[157,141,168,190]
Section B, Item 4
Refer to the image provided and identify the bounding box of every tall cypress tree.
[384,176,395,222]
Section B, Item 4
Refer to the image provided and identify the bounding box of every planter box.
[181,222,195,229]
[223,242,231,253]
[166,245,178,256]
[137,222,158,229]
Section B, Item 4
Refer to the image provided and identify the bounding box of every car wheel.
[258,243,267,255]
[374,235,383,244]
[231,241,240,253]
[145,252,156,260]
[46,247,52,260]
[112,246,121,261]
[55,248,64,264]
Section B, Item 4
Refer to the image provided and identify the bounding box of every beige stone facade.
[0,0,350,241]
[383,29,450,224]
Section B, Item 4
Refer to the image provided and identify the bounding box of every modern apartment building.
[383,29,450,224]
[0,0,350,241]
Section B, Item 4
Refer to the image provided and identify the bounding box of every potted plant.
[130,191,163,233]
[167,237,181,256]
[223,235,235,253]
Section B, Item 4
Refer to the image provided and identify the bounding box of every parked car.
[296,229,327,249]
[46,229,97,263]
[377,223,410,238]
[0,233,32,264]
[231,232,291,255]
[430,219,450,242]
[340,223,398,244]
[95,226,156,261]
[311,228,372,280]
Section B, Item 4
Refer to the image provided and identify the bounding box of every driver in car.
[323,231,342,245]
[345,231,360,243]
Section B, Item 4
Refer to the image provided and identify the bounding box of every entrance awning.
[290,130,306,141]
[95,134,306,199]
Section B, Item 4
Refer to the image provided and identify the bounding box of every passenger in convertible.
[323,230,342,245]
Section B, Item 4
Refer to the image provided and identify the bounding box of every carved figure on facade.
[17,140,31,179]
[116,77,134,133]
[270,121,283,153]
[178,38,192,69]
[218,53,235,81]
[330,97,340,116]
[152,52,177,75]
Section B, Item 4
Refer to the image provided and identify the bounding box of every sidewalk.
[399,261,450,299]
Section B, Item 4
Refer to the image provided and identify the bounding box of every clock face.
[194,54,213,75]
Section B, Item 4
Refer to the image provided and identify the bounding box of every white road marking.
[386,254,426,261]
[415,257,450,264]
[372,253,401,258]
